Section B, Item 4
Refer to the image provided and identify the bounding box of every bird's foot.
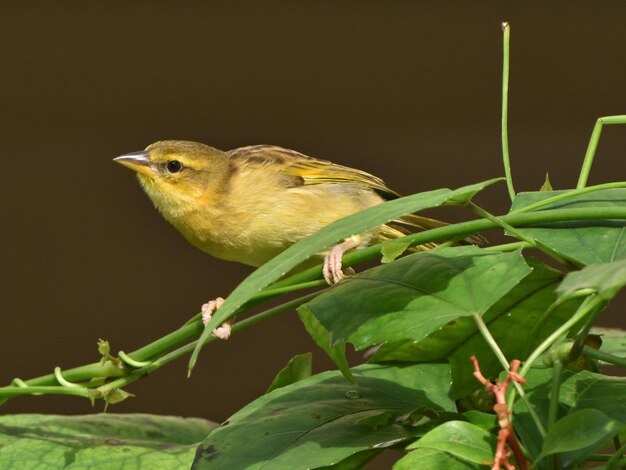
[201,297,232,340]
[323,235,362,285]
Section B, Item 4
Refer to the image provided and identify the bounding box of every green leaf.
[302,246,531,351]
[557,258,626,301]
[538,409,624,462]
[371,258,580,398]
[381,238,413,263]
[514,369,626,461]
[315,449,382,469]
[563,372,626,423]
[193,179,503,372]
[298,307,354,383]
[591,327,626,359]
[510,188,626,265]
[394,448,478,470]
[540,173,553,191]
[408,421,496,464]
[462,410,497,431]
[193,363,455,469]
[0,413,216,469]
[266,352,313,393]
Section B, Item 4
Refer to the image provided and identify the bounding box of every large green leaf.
[408,420,496,465]
[368,258,579,398]
[193,363,455,469]
[510,188,626,265]
[193,179,502,371]
[300,247,531,350]
[0,413,216,470]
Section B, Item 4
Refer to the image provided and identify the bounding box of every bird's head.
[114,140,231,220]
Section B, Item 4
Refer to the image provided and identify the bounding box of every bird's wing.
[227,145,484,244]
[227,145,400,199]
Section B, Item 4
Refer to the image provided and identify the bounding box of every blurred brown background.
[1,0,625,435]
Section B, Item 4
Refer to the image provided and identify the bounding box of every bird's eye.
[165,160,183,173]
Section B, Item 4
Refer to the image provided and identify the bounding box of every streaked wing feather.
[227,145,400,199]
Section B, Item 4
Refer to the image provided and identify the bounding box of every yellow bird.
[114,140,447,338]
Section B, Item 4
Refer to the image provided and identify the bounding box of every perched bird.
[114,140,448,338]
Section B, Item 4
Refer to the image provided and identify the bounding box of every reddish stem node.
[470,356,528,470]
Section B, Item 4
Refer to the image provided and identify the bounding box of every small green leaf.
[381,238,413,263]
[102,387,134,405]
[0,413,216,469]
[409,421,496,465]
[557,258,626,301]
[97,339,110,357]
[193,363,455,469]
[266,353,312,393]
[538,409,624,461]
[297,307,354,383]
[395,448,478,470]
[540,173,553,191]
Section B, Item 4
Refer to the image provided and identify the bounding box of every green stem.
[506,295,600,414]
[604,441,626,469]
[570,299,606,359]
[482,241,531,253]
[547,359,563,431]
[254,279,328,300]
[510,181,626,214]
[582,346,626,368]
[470,202,573,266]
[118,351,152,368]
[0,291,321,401]
[273,207,626,289]
[54,367,82,388]
[12,362,128,388]
[103,292,320,391]
[577,115,626,189]
[501,21,515,201]
[519,295,601,378]
[473,314,546,437]
[473,314,511,370]
[0,386,93,399]
[547,356,564,470]
[522,289,594,359]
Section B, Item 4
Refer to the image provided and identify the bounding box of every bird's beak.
[113,151,155,178]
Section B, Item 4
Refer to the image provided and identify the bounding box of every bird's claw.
[323,235,362,285]
[201,297,232,340]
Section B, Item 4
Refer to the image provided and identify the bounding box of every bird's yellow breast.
[174,164,384,267]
